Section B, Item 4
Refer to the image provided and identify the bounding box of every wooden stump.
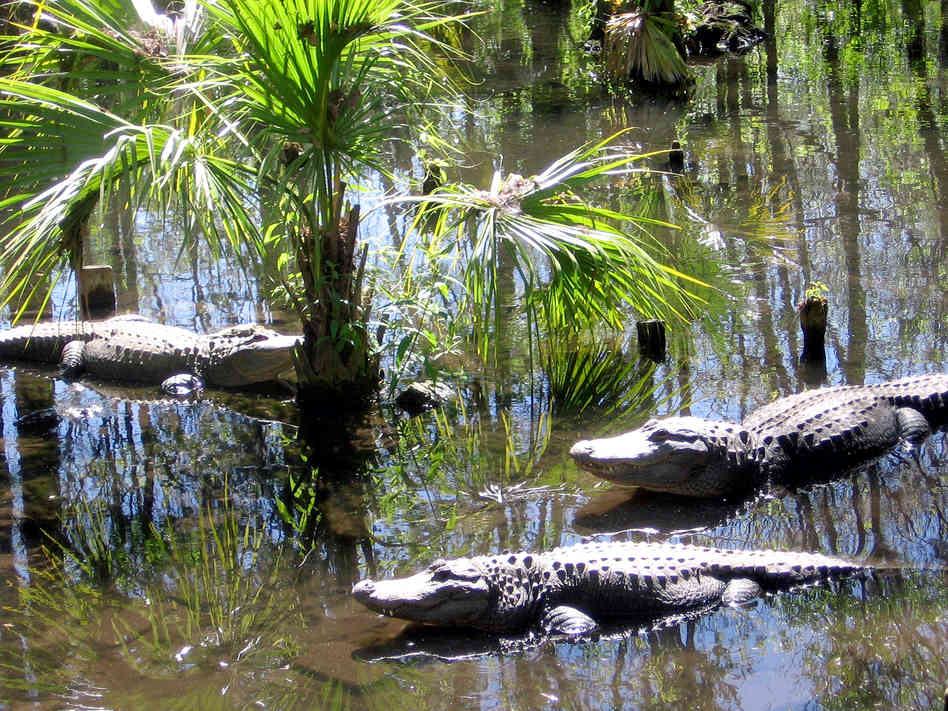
[668,141,684,173]
[798,294,827,363]
[637,319,666,362]
[79,265,115,320]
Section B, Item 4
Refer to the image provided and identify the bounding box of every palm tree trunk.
[294,182,379,415]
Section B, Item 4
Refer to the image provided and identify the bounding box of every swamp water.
[1,0,946,708]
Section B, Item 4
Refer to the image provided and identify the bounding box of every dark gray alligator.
[0,315,300,390]
[351,540,866,635]
[570,373,948,497]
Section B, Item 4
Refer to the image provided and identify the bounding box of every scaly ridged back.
[533,541,863,584]
[81,321,209,383]
[0,321,95,364]
[744,374,948,436]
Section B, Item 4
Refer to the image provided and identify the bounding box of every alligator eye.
[431,567,456,582]
[649,428,670,441]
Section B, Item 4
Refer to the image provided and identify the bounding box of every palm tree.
[600,0,690,86]
[0,0,699,414]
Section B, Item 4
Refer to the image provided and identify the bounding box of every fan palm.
[411,137,705,361]
[603,9,690,85]
[1,0,464,407]
[0,0,701,413]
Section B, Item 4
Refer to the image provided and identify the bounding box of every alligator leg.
[721,578,762,606]
[895,407,931,472]
[541,605,598,635]
[59,340,86,380]
[895,407,931,445]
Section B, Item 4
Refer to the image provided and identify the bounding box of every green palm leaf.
[604,11,690,85]
[0,77,260,317]
[406,133,706,357]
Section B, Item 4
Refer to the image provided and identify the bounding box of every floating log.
[79,264,115,320]
[636,319,666,362]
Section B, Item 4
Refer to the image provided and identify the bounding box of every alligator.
[351,540,866,635]
[0,315,300,391]
[570,373,948,497]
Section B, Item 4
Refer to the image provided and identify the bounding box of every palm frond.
[544,339,661,416]
[0,77,261,318]
[2,0,206,119]
[401,133,706,357]
[603,11,690,85]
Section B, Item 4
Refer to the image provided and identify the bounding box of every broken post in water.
[637,319,666,362]
[798,287,828,385]
[79,265,116,320]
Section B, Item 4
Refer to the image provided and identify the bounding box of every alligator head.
[569,416,746,497]
[206,325,300,388]
[352,558,491,627]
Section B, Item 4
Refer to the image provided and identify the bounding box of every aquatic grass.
[0,555,105,698]
[275,468,323,546]
[122,499,299,663]
[0,482,306,703]
[371,398,563,551]
[543,339,664,417]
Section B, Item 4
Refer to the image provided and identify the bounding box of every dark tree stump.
[798,294,827,363]
[668,141,684,173]
[637,319,666,362]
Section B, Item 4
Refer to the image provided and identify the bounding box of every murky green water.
[1,1,946,709]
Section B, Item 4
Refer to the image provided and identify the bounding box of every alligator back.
[745,374,948,433]
[0,320,95,364]
[80,321,209,384]
[878,373,948,424]
[537,540,864,591]
[743,373,948,474]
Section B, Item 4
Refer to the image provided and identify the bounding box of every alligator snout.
[352,579,375,597]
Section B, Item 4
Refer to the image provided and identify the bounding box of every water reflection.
[350,572,944,710]
[2,0,948,707]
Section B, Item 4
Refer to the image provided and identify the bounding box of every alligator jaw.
[352,560,491,627]
[210,334,301,387]
[570,418,719,494]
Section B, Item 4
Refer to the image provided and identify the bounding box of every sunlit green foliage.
[410,136,706,362]
[0,0,706,407]
[604,10,690,85]
[542,338,663,416]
